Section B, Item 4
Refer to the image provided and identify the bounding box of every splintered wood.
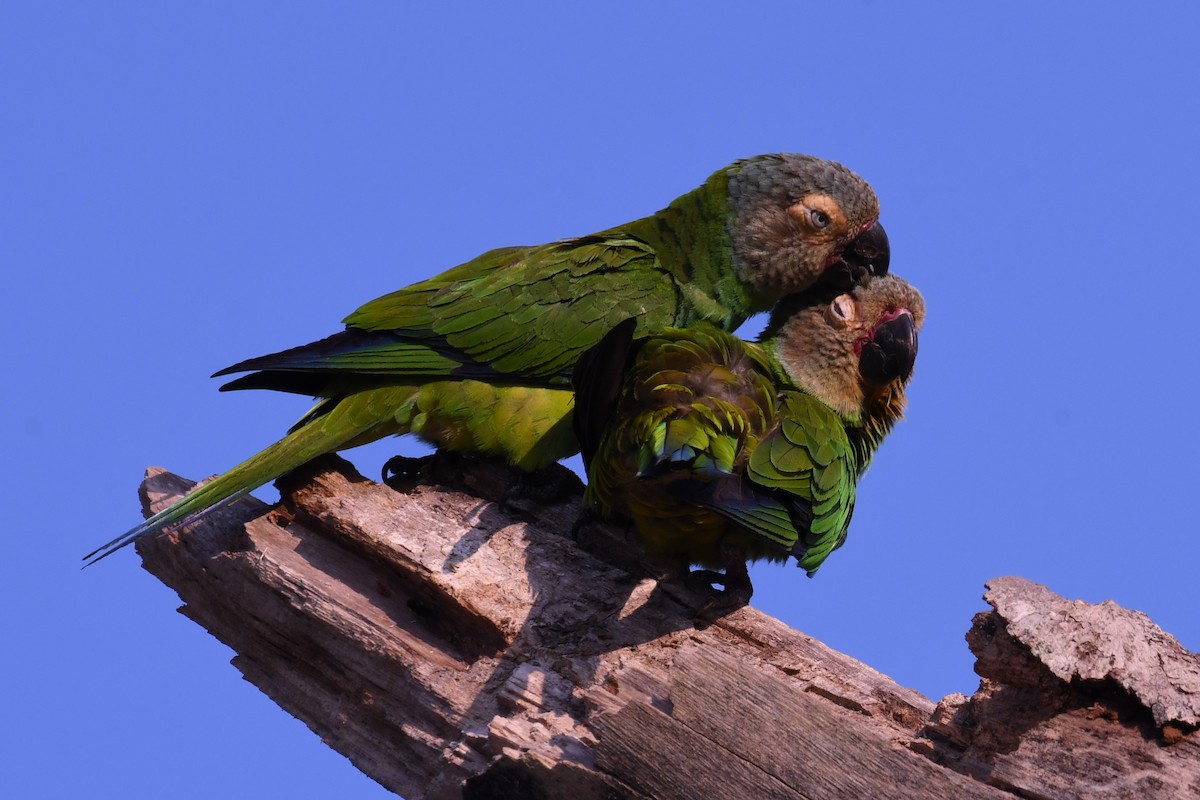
[132,455,1199,799]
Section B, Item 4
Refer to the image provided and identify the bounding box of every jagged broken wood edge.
[922,576,1200,798]
[981,576,1200,728]
[131,455,1200,799]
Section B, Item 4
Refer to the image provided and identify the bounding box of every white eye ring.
[810,208,831,229]
[829,295,855,325]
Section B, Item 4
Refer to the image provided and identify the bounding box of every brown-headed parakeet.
[87,154,888,565]
[573,274,924,615]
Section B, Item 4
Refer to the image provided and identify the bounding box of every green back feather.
[579,322,873,575]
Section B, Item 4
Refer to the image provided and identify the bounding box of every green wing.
[576,323,774,495]
[342,236,682,379]
[577,323,859,576]
[715,392,859,575]
[217,236,685,389]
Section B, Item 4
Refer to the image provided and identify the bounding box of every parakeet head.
[767,274,925,423]
[726,154,890,301]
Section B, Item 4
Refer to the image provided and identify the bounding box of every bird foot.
[690,542,753,627]
[683,567,728,590]
[381,454,435,489]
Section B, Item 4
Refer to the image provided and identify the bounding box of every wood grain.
[129,455,1199,798]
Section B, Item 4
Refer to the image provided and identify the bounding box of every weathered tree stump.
[132,455,1200,799]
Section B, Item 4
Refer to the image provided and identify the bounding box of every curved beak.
[822,220,891,291]
[859,308,917,386]
[845,220,890,282]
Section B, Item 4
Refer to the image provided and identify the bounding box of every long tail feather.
[84,406,391,567]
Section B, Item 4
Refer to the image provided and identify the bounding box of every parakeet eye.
[787,194,844,235]
[827,295,855,327]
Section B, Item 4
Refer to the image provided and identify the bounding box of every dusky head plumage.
[726,154,890,301]
[766,274,925,426]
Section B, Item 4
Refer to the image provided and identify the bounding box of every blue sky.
[4,3,1198,797]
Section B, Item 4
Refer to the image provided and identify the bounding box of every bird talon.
[684,567,728,590]
[690,543,753,625]
[381,454,433,488]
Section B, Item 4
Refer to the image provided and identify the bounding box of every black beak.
[859,309,917,386]
[845,220,890,282]
[821,220,891,291]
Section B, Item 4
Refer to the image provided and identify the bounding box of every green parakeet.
[87,153,888,565]
[572,274,924,614]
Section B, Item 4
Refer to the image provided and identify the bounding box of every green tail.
[84,403,396,566]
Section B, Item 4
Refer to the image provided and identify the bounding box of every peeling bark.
[131,455,1199,798]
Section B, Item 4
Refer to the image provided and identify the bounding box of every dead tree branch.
[131,455,1200,799]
